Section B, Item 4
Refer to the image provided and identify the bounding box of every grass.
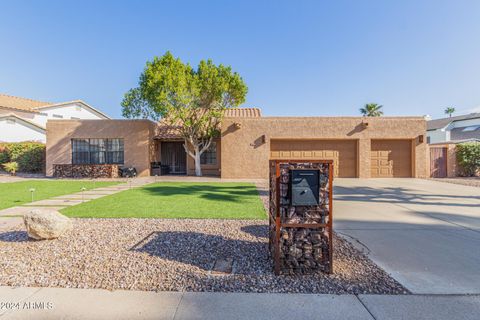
[0,180,120,210]
[61,182,267,219]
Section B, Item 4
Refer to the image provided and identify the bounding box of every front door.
[161,142,187,174]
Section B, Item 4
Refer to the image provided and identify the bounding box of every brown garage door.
[371,140,412,178]
[270,139,357,177]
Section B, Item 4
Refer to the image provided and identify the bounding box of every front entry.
[161,142,187,174]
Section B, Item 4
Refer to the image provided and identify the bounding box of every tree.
[360,103,384,117]
[444,107,455,117]
[122,52,248,176]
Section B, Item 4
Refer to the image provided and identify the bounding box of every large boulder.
[23,209,73,240]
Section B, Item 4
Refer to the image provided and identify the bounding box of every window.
[72,139,90,164]
[39,112,48,116]
[107,139,124,164]
[52,114,63,118]
[71,117,80,120]
[89,139,106,164]
[200,142,217,165]
[72,139,124,165]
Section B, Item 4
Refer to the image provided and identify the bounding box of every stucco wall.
[46,120,155,177]
[220,117,427,179]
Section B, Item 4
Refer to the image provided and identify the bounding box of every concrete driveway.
[334,178,480,294]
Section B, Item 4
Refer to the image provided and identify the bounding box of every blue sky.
[1,0,480,119]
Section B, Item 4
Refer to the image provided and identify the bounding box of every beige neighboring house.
[0,93,110,143]
[46,108,428,179]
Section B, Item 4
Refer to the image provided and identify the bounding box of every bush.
[0,142,45,173]
[0,145,9,164]
[456,142,480,177]
[3,162,19,175]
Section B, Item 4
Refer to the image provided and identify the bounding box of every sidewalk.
[0,286,479,320]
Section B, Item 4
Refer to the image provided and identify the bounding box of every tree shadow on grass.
[142,184,261,203]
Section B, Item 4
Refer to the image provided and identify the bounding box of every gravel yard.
[428,177,480,188]
[0,219,407,294]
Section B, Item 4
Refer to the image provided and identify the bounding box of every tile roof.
[224,108,262,117]
[154,107,262,139]
[0,93,51,112]
[427,113,480,130]
[0,94,110,119]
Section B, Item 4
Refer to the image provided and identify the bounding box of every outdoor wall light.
[418,135,424,143]
[233,122,242,129]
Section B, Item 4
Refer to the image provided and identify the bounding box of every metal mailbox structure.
[269,160,333,275]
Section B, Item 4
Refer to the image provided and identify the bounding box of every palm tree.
[360,103,384,117]
[444,107,455,117]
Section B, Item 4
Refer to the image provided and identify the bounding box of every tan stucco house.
[45,108,427,179]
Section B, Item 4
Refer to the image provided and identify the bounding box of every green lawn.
[61,182,267,219]
[0,180,120,210]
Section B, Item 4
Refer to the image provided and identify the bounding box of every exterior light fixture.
[81,187,86,202]
[29,188,36,203]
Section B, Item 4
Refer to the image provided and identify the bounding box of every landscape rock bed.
[0,219,407,294]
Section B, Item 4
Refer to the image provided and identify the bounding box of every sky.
[1,0,480,119]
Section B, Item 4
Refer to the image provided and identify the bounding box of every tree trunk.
[194,146,202,176]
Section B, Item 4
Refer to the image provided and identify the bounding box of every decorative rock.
[23,209,73,240]
[0,219,408,294]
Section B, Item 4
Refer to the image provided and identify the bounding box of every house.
[427,113,480,144]
[0,93,110,143]
[45,108,427,179]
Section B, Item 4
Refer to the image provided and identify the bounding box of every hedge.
[0,142,46,173]
[456,142,480,177]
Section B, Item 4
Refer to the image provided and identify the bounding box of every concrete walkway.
[0,286,478,320]
[334,178,480,294]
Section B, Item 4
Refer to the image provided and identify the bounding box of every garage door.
[371,140,412,177]
[270,140,357,177]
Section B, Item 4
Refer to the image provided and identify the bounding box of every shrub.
[0,142,45,173]
[456,142,480,177]
[0,144,9,164]
[3,162,19,175]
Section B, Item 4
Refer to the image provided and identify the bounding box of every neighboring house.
[427,113,480,144]
[45,109,427,179]
[0,93,110,143]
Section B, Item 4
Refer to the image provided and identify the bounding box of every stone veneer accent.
[53,164,120,178]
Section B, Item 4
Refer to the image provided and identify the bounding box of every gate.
[430,147,447,178]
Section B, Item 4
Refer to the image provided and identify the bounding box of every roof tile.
[0,93,51,112]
